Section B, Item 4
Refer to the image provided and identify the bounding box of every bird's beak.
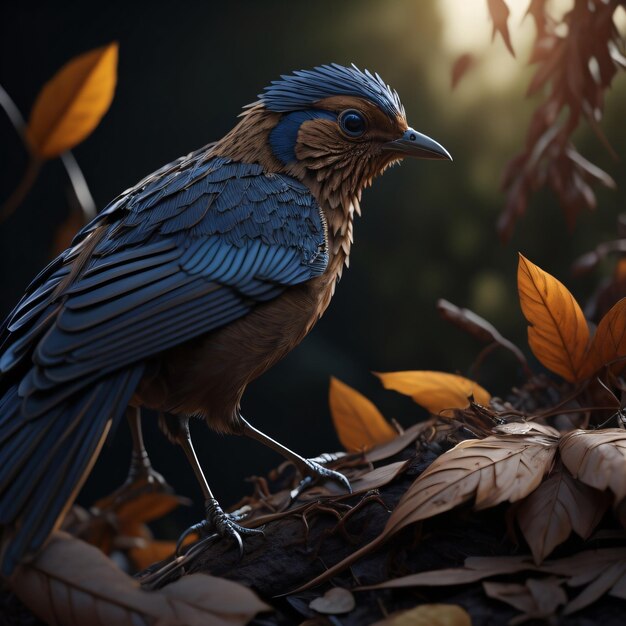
[382,128,452,161]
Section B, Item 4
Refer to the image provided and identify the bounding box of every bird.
[0,63,450,575]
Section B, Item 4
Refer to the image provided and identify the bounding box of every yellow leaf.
[582,298,626,378]
[27,43,118,158]
[370,604,472,626]
[329,377,396,452]
[518,254,589,382]
[376,370,490,415]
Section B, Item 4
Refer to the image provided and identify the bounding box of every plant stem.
[1,157,42,222]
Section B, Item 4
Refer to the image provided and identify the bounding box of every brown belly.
[133,276,329,433]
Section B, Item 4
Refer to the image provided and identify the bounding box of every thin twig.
[0,81,96,223]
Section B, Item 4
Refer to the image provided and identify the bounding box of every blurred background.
[1,0,625,533]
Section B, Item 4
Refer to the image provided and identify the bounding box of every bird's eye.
[339,110,366,137]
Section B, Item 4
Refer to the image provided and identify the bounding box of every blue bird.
[0,63,450,574]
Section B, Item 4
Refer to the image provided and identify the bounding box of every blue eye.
[339,110,366,137]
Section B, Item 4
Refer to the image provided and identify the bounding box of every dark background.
[1,0,625,534]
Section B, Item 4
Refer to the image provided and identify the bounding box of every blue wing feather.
[1,151,328,416]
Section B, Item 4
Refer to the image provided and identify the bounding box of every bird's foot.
[290,458,352,501]
[175,498,264,556]
[97,454,172,511]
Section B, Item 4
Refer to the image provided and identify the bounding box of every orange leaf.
[582,298,626,377]
[27,43,118,158]
[329,377,396,452]
[376,371,491,415]
[518,254,589,382]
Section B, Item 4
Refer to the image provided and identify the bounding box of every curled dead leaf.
[376,370,491,416]
[370,603,471,626]
[329,377,396,452]
[516,468,608,564]
[383,433,558,535]
[27,43,118,158]
[560,429,626,501]
[9,532,270,626]
[518,254,589,382]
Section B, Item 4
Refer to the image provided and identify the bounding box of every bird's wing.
[0,152,328,416]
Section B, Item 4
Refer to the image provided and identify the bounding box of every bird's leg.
[175,418,263,556]
[238,416,351,501]
[97,407,169,509]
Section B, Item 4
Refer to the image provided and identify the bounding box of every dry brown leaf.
[329,377,396,452]
[10,531,270,626]
[309,587,355,614]
[564,560,626,615]
[582,298,626,377]
[27,43,118,158]
[365,421,433,463]
[370,604,471,626]
[518,254,590,382]
[382,433,557,534]
[376,370,491,416]
[359,556,535,590]
[560,429,626,501]
[483,577,567,621]
[516,468,608,564]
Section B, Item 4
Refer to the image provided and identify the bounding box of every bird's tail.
[0,365,143,576]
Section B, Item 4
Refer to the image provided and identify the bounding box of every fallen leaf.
[114,491,188,525]
[518,254,590,382]
[560,429,626,501]
[329,377,396,452]
[376,371,491,416]
[382,433,557,533]
[516,468,608,563]
[370,604,471,626]
[582,298,626,377]
[27,43,118,158]
[451,54,475,89]
[10,532,270,626]
[309,587,355,614]
[359,556,535,590]
[365,421,433,463]
[483,577,567,619]
[564,560,626,615]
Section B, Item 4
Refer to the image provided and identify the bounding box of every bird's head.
[214,64,451,209]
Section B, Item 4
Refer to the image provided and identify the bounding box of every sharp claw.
[291,459,352,502]
[175,499,264,557]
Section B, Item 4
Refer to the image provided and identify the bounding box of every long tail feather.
[0,365,143,575]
